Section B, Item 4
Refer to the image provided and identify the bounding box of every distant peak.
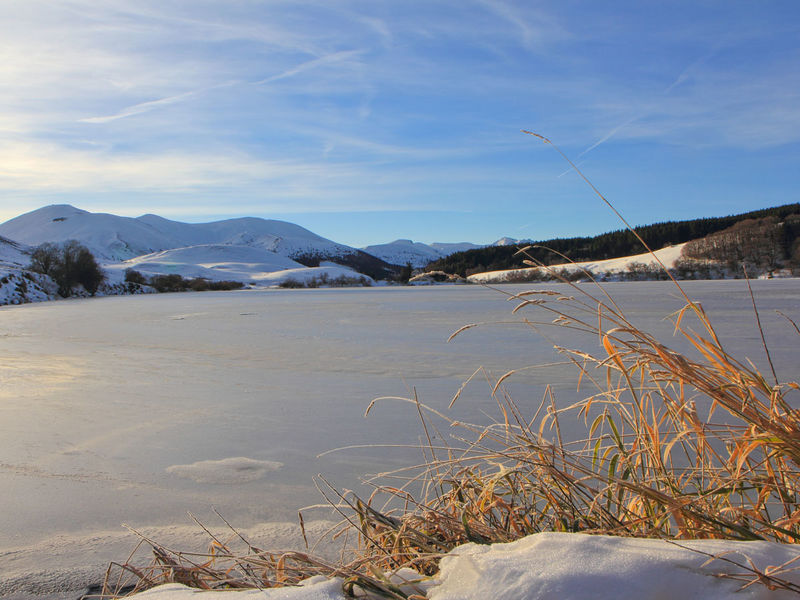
[15,204,88,221]
[39,204,86,213]
[493,237,519,246]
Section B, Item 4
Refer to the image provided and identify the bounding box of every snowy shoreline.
[0,520,343,600]
[9,532,800,600]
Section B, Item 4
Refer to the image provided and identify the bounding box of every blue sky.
[1,1,798,247]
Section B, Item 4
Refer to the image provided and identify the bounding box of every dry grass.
[347,134,800,583]
[353,280,800,576]
[95,517,428,599]
[105,134,800,597]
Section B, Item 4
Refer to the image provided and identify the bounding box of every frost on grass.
[165,457,283,484]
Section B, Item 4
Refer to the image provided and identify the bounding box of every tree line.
[426,203,800,277]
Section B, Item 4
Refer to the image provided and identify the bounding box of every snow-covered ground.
[0,235,30,268]
[122,533,800,600]
[0,270,58,305]
[468,243,687,283]
[104,244,304,283]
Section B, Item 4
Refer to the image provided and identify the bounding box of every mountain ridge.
[0,204,399,280]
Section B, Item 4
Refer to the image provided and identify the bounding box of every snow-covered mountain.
[0,205,395,279]
[361,239,482,268]
[492,236,530,247]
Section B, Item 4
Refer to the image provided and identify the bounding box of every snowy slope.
[104,244,305,283]
[362,239,482,268]
[468,244,687,283]
[137,213,357,260]
[0,205,179,261]
[0,235,30,269]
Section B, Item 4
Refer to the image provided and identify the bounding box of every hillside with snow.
[106,244,304,281]
[0,205,396,304]
[0,205,397,283]
[0,235,29,270]
[467,244,688,283]
[105,245,371,286]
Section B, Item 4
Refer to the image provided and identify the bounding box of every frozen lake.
[1,280,798,591]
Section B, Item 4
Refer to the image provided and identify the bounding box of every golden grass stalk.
[108,134,800,597]
[351,134,800,583]
[351,278,800,583]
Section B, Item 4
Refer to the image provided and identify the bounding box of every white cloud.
[0,141,356,195]
[0,0,797,236]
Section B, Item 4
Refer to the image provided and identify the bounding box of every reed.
[349,134,800,583]
[107,135,800,597]
[353,280,800,573]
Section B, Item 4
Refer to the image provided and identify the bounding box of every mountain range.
[0,205,482,294]
[3,202,797,306]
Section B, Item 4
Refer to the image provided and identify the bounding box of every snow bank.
[468,243,687,283]
[124,533,800,600]
[430,533,800,600]
[0,270,57,305]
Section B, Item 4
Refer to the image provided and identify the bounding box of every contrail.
[80,81,239,124]
[253,49,363,85]
[576,49,717,158]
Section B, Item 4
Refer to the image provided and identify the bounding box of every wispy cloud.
[253,49,365,85]
[472,0,567,49]
[0,1,798,243]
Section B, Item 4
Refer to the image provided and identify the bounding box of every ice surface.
[1,281,798,598]
[132,579,345,600]
[166,457,284,484]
